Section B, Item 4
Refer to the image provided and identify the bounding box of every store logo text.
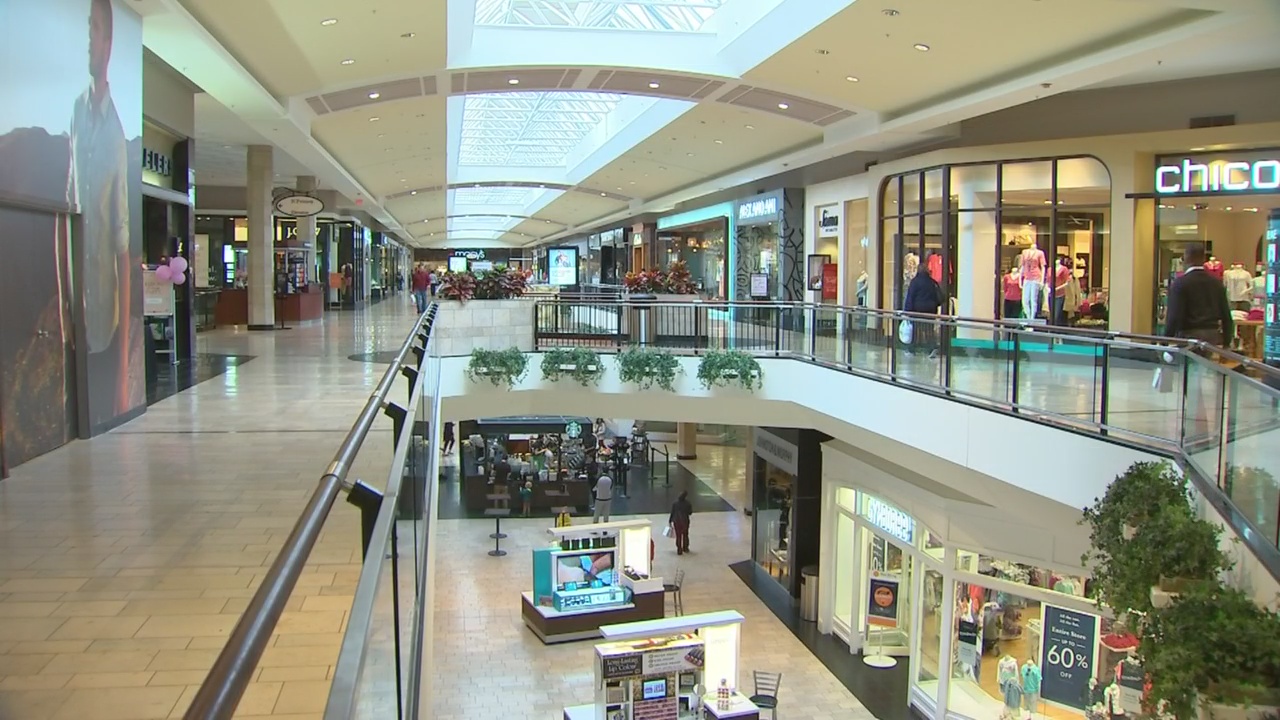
[1156,158,1280,194]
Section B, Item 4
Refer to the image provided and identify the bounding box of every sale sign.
[867,572,900,628]
[1039,604,1100,710]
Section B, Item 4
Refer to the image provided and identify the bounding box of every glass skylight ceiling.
[475,0,727,32]
[452,186,542,206]
[459,92,625,168]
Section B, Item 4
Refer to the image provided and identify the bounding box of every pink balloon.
[169,256,188,274]
[171,271,187,285]
[155,265,172,281]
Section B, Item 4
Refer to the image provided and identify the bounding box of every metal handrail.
[183,304,439,720]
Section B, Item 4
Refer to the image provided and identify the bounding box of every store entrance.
[860,529,912,656]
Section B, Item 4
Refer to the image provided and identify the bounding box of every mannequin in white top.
[1018,247,1047,320]
[1223,263,1254,310]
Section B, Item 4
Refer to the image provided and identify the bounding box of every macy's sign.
[1156,157,1280,195]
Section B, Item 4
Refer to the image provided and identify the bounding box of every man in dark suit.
[1164,245,1233,346]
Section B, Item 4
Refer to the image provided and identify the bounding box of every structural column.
[295,176,318,280]
[676,422,697,460]
[246,145,275,329]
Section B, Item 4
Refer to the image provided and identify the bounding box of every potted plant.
[696,350,762,391]
[616,346,683,391]
[1138,505,1229,608]
[1141,582,1280,720]
[465,347,528,388]
[439,271,477,302]
[540,347,604,387]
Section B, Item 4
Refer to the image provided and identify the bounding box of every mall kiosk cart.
[523,519,665,644]
[562,612,760,720]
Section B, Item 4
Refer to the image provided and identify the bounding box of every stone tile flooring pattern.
[0,303,420,719]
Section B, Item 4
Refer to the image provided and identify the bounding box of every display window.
[954,550,1090,600]
[879,156,1112,329]
[752,458,792,588]
[655,218,728,299]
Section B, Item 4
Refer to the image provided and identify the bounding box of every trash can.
[800,565,819,622]
[628,294,657,346]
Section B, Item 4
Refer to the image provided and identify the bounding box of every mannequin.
[998,655,1022,719]
[1018,247,1046,320]
[1103,682,1125,720]
[1204,255,1224,279]
[1002,265,1022,319]
[903,252,920,302]
[855,271,868,306]
[1021,659,1041,718]
[1224,263,1254,310]
[1052,257,1074,324]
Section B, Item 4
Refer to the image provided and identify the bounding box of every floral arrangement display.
[622,260,696,295]
[438,265,529,302]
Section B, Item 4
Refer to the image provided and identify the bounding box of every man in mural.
[67,0,134,415]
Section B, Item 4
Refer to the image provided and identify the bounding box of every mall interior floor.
[0,302,419,720]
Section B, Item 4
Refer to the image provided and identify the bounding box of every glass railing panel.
[1221,374,1280,549]
[847,309,892,376]
[811,306,842,364]
[1012,327,1101,425]
[947,320,1013,406]
[1100,339,1181,443]
[1181,353,1226,479]
[894,315,945,388]
[350,532,400,720]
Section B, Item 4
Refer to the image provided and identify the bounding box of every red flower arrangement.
[622,260,696,295]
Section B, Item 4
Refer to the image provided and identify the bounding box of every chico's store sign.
[1155,155,1280,195]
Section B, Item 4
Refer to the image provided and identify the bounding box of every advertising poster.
[957,619,980,666]
[447,256,468,273]
[142,269,174,317]
[548,246,579,287]
[822,264,838,301]
[1039,604,1100,710]
[641,643,704,675]
[807,254,829,291]
[749,273,769,298]
[866,572,900,628]
[601,653,643,680]
[1117,660,1145,714]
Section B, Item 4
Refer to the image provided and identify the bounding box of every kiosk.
[523,519,665,644]
[563,612,760,720]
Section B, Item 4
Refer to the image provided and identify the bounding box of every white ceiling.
[146,0,1280,248]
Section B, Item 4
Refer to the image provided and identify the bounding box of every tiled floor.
[0,301,421,720]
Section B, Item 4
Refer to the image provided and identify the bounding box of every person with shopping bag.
[669,492,693,555]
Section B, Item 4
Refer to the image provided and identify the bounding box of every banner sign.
[641,643,704,675]
[601,653,644,680]
[957,619,980,666]
[866,572,900,628]
[1039,605,1099,710]
[822,263,838,301]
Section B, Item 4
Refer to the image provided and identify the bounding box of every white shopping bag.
[1153,366,1174,394]
[898,320,914,345]
[662,524,673,538]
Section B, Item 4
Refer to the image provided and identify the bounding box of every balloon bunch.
[155,256,189,285]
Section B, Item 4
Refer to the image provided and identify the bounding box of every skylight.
[452,186,542,206]
[475,0,727,33]
[459,92,624,168]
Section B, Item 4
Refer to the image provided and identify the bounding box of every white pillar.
[295,175,318,282]
[247,145,275,329]
[676,422,697,460]
[956,182,998,321]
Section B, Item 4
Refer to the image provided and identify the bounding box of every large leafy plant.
[539,347,603,387]
[440,266,529,302]
[438,271,476,302]
[465,347,528,388]
[623,260,696,294]
[695,349,762,391]
[616,346,682,392]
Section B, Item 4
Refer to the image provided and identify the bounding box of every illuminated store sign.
[453,249,486,260]
[737,191,783,226]
[1155,157,1280,195]
[864,498,914,545]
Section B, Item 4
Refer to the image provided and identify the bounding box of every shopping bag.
[555,511,572,528]
[898,320,914,345]
[1152,366,1174,394]
[662,524,673,538]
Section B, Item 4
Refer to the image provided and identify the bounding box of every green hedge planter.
[540,347,604,387]
[465,347,528,388]
[695,350,762,391]
[616,346,682,392]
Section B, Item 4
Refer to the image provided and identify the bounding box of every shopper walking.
[441,421,455,455]
[904,258,944,358]
[411,263,430,313]
[669,491,693,555]
[592,474,613,523]
[428,269,439,297]
[1164,245,1233,347]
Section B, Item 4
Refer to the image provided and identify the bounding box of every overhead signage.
[817,205,842,237]
[866,572,900,628]
[632,233,644,247]
[142,148,172,178]
[737,190,783,224]
[864,498,914,545]
[1039,604,1099,711]
[547,246,579,287]
[753,429,798,476]
[274,193,324,217]
[1155,156,1280,195]
[601,653,644,680]
[588,233,602,250]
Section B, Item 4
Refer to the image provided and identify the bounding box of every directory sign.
[547,246,579,287]
[1039,605,1099,710]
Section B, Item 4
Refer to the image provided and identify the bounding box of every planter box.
[436,298,537,355]
[557,364,599,372]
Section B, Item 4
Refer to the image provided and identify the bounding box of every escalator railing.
[532,299,1280,573]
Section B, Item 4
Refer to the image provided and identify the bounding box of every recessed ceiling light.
[629,181,636,185]
[410,191,417,195]
[340,59,355,65]
[401,32,415,38]
[913,43,930,52]
[1244,207,1259,212]
[882,8,900,16]
[508,78,520,85]
[845,76,859,82]
[600,192,607,196]
[814,49,830,55]
[777,103,789,110]
[369,116,380,122]
[1225,206,1233,211]
[714,139,723,144]
[368,92,381,99]
[400,179,406,183]
[648,81,661,89]
[321,18,338,26]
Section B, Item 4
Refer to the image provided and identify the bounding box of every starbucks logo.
[565,421,582,439]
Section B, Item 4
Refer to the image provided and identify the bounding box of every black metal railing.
[183,304,440,720]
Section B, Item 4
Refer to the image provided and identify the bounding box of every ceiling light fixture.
[401,32,415,38]
[648,81,660,89]
[687,152,694,157]
[882,8,900,16]
[714,139,723,144]
[410,191,417,195]
[600,192,607,196]
[341,58,355,65]
[368,92,381,99]
[507,78,520,85]
[777,103,789,110]
[321,18,338,26]
[814,48,830,55]
[1190,147,1207,152]
[913,43,931,52]
[845,76,859,82]
[369,116,380,122]
[745,124,755,130]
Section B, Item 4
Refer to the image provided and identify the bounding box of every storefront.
[806,175,872,307]
[749,427,826,597]
[656,204,733,300]
[734,189,806,301]
[585,227,627,286]
[1147,148,1279,354]
[140,121,197,368]
[820,457,1114,720]
[878,157,1113,328]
